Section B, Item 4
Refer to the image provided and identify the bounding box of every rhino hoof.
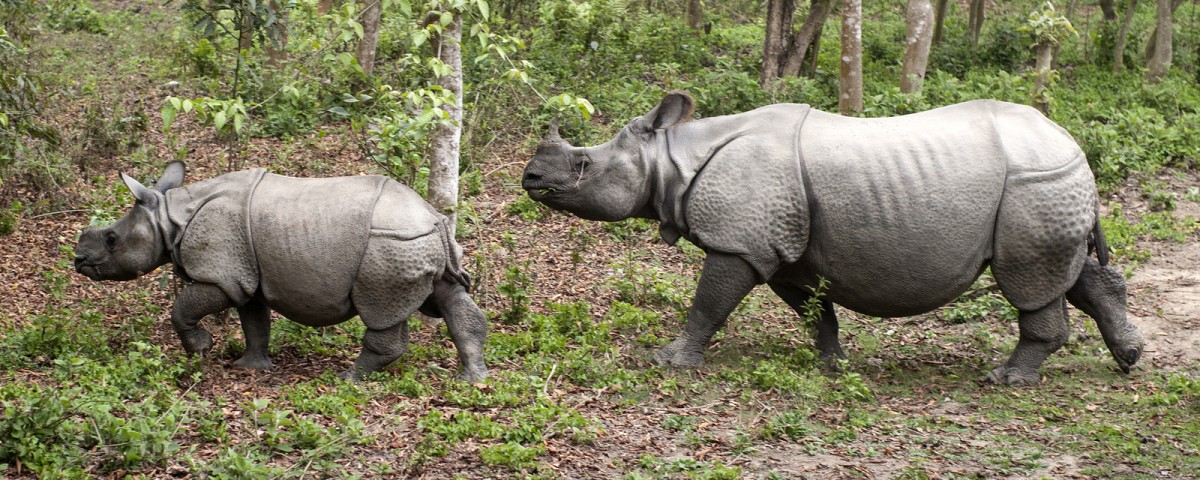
[338,369,364,383]
[653,343,705,369]
[234,355,274,371]
[457,365,489,384]
[182,329,214,355]
[1113,331,1144,374]
[983,365,1041,386]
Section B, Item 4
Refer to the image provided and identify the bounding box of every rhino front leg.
[768,282,844,366]
[1066,258,1143,373]
[233,299,273,371]
[429,277,489,383]
[985,297,1069,386]
[654,252,757,368]
[172,282,234,355]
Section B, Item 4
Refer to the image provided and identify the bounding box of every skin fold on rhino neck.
[639,131,692,246]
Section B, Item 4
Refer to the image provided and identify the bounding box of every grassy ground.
[2,1,1200,478]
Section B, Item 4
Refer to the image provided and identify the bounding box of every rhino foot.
[653,339,706,369]
[234,355,274,371]
[1110,328,1144,374]
[983,365,1041,386]
[457,365,489,384]
[180,329,214,355]
[338,368,365,383]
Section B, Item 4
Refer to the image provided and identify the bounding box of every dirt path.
[1126,194,1200,371]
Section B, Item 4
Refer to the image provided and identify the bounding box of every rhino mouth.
[75,263,103,281]
[521,180,560,201]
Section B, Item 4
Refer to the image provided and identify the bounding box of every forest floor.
[2,2,1200,479]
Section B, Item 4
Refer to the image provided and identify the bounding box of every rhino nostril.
[74,256,87,268]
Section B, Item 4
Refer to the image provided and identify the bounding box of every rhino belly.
[249,175,387,325]
[794,106,1008,317]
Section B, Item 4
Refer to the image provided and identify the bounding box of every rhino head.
[521,92,695,221]
[74,162,186,281]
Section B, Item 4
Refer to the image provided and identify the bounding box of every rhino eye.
[575,154,590,172]
[105,231,118,248]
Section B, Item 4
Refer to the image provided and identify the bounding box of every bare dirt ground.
[1111,171,1200,371]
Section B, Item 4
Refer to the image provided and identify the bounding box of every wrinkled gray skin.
[522,92,1144,385]
[74,162,488,382]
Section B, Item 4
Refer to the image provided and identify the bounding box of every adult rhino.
[74,162,488,382]
[522,92,1143,385]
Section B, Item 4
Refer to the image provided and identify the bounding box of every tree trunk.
[761,0,797,88]
[1113,0,1137,72]
[356,0,382,76]
[687,0,703,30]
[266,0,288,65]
[807,22,824,77]
[901,0,934,93]
[932,0,949,45]
[319,0,333,15]
[1033,43,1053,115]
[839,0,862,116]
[428,12,463,234]
[968,0,985,47]
[1099,0,1118,21]
[1145,0,1184,64]
[1145,0,1174,82]
[781,0,836,78]
[239,0,254,52]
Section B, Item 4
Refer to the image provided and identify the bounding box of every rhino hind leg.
[1066,258,1143,373]
[342,239,439,381]
[173,282,235,355]
[428,275,489,383]
[233,299,273,371]
[768,282,844,366]
[655,252,757,369]
[985,297,1070,386]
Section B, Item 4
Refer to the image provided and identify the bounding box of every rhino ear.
[642,91,695,130]
[121,172,158,207]
[155,161,186,192]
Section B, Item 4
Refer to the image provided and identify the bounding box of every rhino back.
[795,102,1010,316]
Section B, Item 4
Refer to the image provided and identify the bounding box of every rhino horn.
[541,117,564,146]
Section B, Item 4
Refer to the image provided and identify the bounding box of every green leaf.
[214,111,227,131]
[161,107,176,132]
[169,97,182,111]
[352,20,364,40]
[0,112,7,128]
[476,0,489,20]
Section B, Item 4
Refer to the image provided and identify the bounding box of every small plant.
[496,262,533,324]
[0,200,21,235]
[479,442,542,470]
[760,410,814,441]
[505,194,546,222]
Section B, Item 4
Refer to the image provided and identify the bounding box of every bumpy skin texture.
[73,162,488,382]
[522,92,1144,385]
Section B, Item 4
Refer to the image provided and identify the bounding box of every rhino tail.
[1090,203,1110,267]
[438,218,472,293]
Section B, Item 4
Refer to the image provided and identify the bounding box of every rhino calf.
[74,162,488,382]
[522,92,1144,385]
